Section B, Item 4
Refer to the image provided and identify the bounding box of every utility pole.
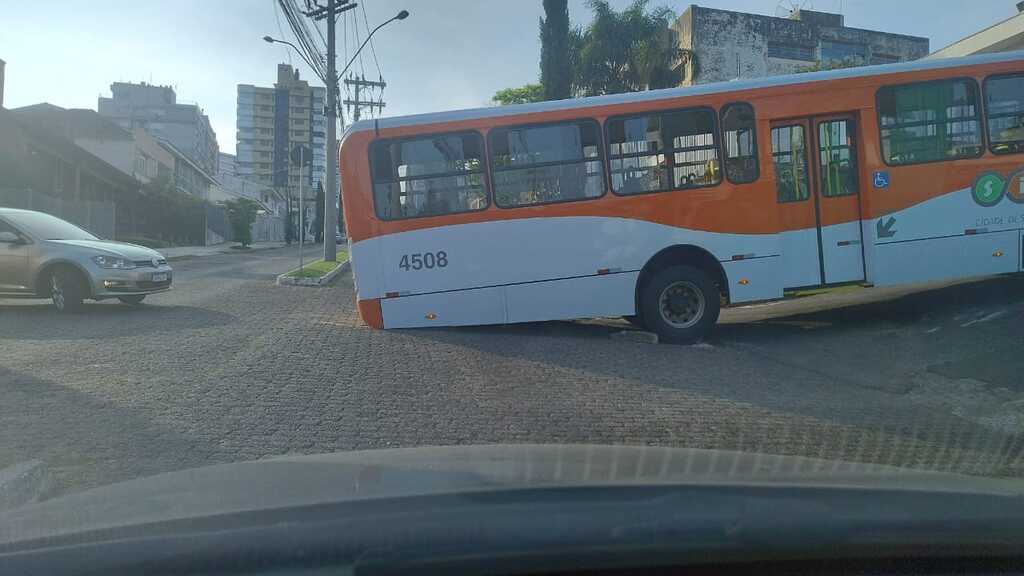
[298,162,305,270]
[343,75,386,122]
[277,2,407,254]
[323,0,339,262]
[306,0,354,262]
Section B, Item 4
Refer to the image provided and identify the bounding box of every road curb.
[277,260,350,287]
[163,243,289,262]
[0,460,48,511]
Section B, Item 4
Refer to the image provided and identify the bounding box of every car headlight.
[92,255,136,269]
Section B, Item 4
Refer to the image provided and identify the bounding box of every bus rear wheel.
[640,265,720,344]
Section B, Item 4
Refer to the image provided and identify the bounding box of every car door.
[0,217,31,293]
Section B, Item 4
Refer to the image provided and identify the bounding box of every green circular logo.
[973,173,1006,207]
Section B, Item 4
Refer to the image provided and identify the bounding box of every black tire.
[118,295,146,305]
[50,267,87,313]
[640,265,720,344]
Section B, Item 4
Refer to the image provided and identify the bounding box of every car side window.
[0,218,22,238]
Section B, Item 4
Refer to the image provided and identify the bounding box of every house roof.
[1,106,138,190]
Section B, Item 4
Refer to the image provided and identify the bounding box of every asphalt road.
[2,246,1023,498]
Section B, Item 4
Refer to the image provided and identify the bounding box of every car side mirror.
[0,231,24,244]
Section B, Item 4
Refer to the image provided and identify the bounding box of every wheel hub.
[658,281,705,329]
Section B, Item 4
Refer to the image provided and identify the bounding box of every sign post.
[291,144,313,272]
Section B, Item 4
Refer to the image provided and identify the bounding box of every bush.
[225,198,259,248]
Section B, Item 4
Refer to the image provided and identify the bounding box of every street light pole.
[266,5,408,263]
[323,0,339,263]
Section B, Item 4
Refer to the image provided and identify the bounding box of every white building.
[929,2,1024,59]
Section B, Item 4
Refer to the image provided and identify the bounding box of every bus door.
[771,114,865,287]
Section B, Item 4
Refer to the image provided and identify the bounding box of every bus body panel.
[778,228,823,287]
[504,272,639,324]
[821,220,867,284]
[338,51,1024,331]
[381,286,507,328]
[721,257,784,302]
[867,183,1024,287]
[874,230,1020,287]
[350,216,782,301]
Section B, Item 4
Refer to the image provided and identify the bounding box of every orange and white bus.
[339,50,1024,343]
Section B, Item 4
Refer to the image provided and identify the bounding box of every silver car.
[0,208,172,312]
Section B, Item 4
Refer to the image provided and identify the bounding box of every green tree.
[492,84,545,106]
[572,0,681,97]
[225,198,259,248]
[540,0,571,100]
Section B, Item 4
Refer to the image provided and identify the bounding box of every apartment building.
[236,64,327,203]
[98,81,219,176]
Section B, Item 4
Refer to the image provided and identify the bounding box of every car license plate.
[152,272,168,282]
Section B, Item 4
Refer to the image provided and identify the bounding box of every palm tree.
[571,0,681,97]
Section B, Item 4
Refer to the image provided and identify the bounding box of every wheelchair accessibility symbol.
[872,171,889,189]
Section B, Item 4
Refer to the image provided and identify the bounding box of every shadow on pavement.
[395,275,1024,477]
[403,274,1024,346]
[717,275,1024,343]
[0,302,236,341]
[0,367,220,499]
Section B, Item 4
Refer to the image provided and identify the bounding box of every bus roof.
[345,49,1024,137]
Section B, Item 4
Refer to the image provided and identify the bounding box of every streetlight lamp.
[324,9,407,259]
[339,10,409,79]
[262,36,325,82]
[261,8,408,263]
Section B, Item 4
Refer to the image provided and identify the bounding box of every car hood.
[2,444,1022,546]
[45,239,164,261]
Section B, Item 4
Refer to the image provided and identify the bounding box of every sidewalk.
[160,241,288,260]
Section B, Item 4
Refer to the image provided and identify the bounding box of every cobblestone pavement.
[2,247,1023,498]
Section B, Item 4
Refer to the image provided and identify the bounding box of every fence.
[0,188,117,239]
[205,204,285,245]
[251,213,285,243]
[205,204,230,245]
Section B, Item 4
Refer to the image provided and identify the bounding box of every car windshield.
[11,212,99,241]
[3,1,1024,565]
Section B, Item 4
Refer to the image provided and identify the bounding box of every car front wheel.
[640,265,720,344]
[50,267,86,313]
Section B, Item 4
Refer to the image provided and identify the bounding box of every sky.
[0,0,1017,155]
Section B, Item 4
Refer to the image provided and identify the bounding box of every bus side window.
[876,78,983,166]
[720,103,759,184]
[607,107,721,195]
[984,73,1024,156]
[770,125,810,203]
[369,132,488,221]
[489,120,605,208]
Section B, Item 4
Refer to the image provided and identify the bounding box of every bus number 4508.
[399,251,448,271]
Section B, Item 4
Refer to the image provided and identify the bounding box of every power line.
[360,1,383,79]
[350,5,367,79]
[276,0,327,80]
[272,0,293,66]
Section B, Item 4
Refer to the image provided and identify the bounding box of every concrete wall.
[678,6,929,85]
[72,138,135,177]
